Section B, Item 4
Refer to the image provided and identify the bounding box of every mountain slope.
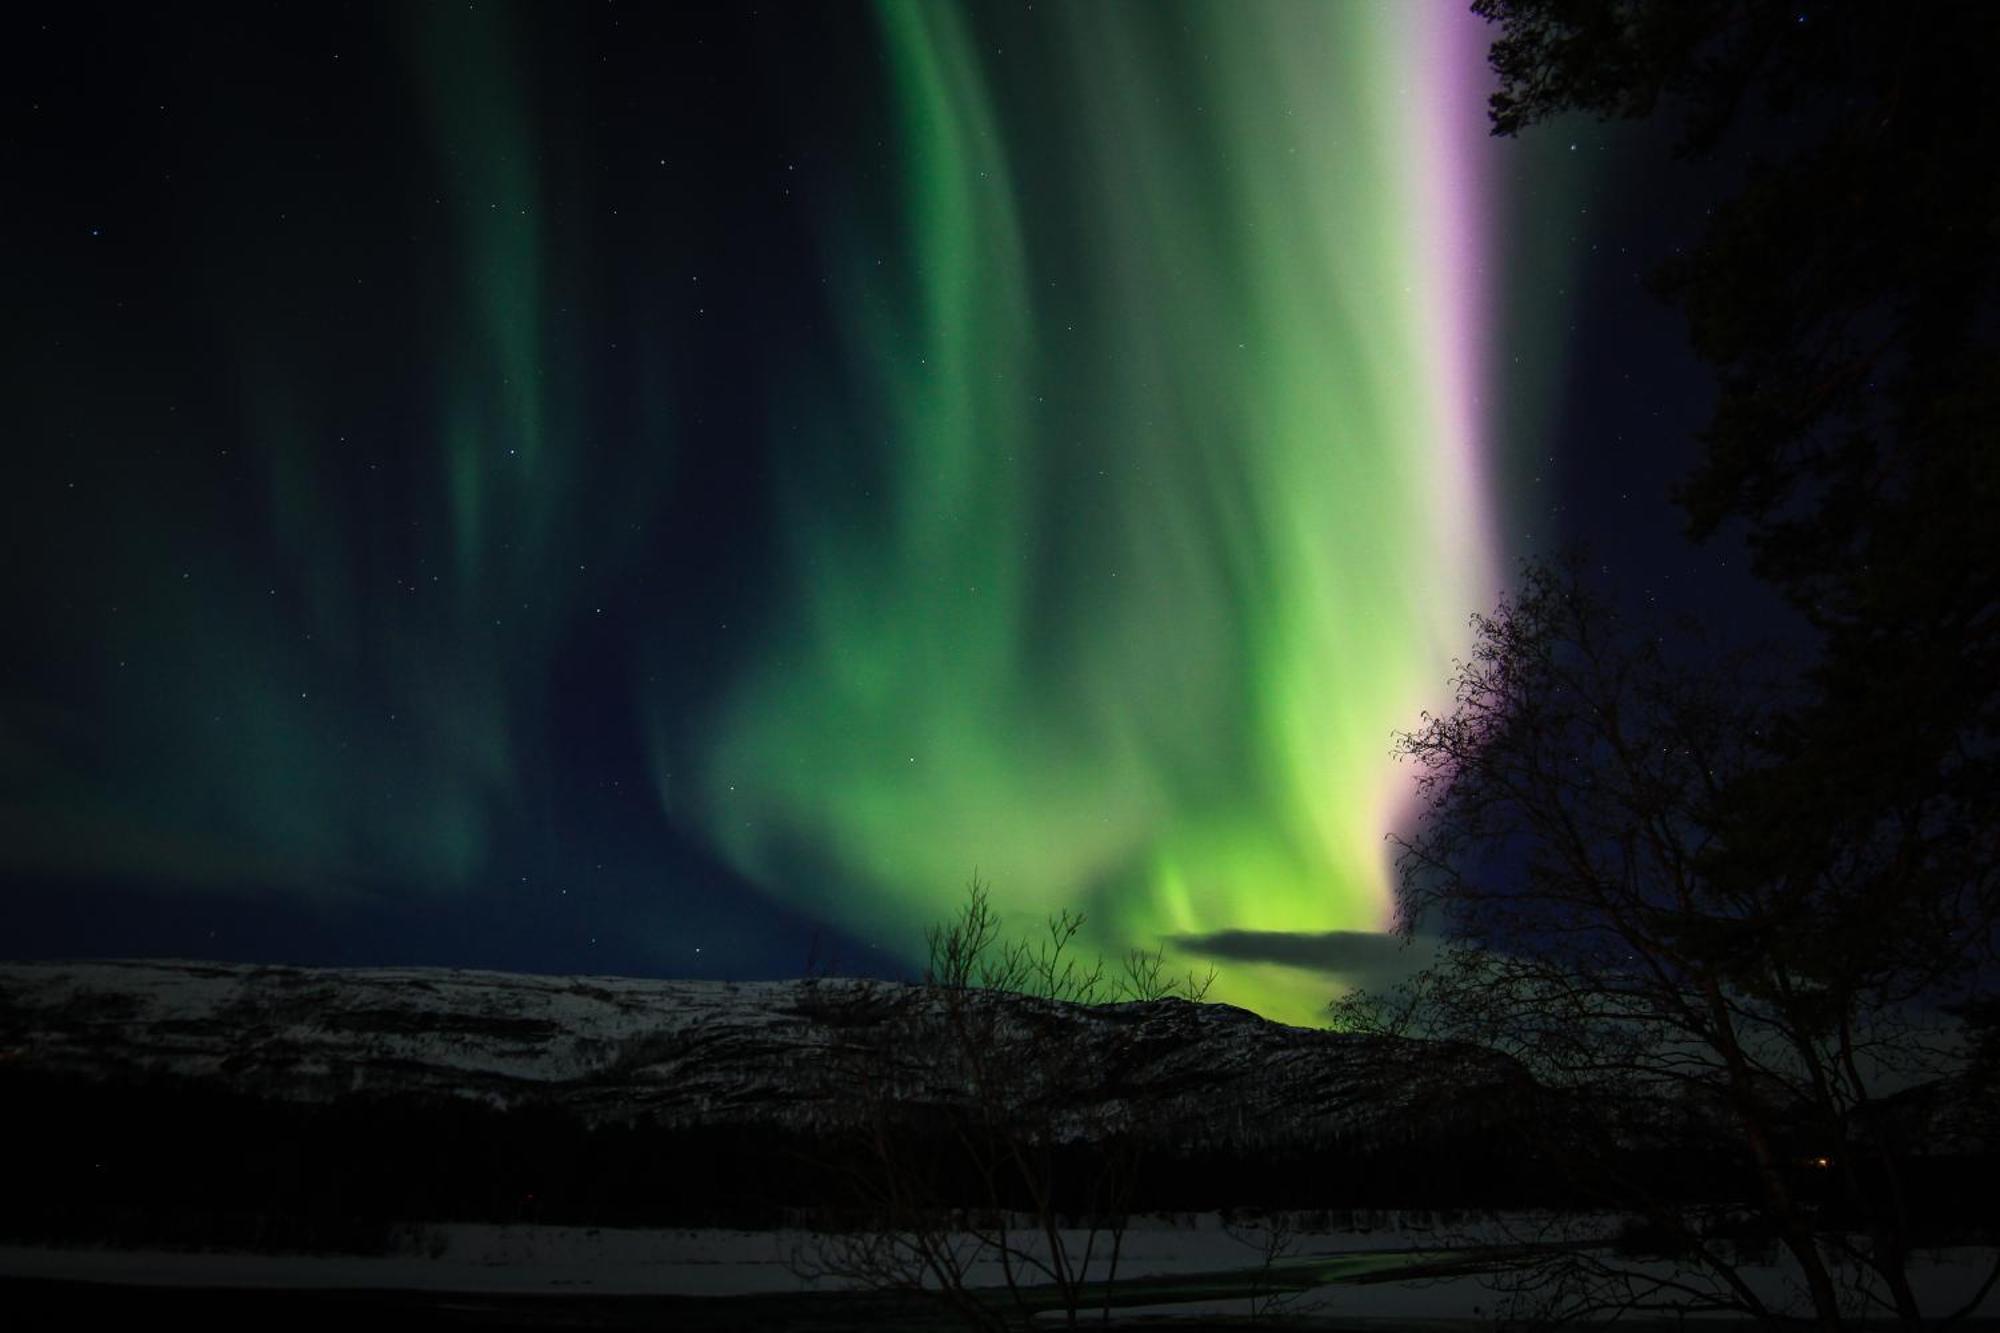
[0,958,1526,1151]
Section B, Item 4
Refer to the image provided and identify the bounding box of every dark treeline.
[11,1070,1993,1252]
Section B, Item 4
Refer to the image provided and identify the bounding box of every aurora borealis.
[3,0,1624,1025]
[691,1,1503,1023]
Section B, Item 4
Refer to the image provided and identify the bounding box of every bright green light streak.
[685,0,1511,1025]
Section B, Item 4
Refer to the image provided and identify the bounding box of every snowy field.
[0,1211,1562,1297]
[2,1212,1994,1325]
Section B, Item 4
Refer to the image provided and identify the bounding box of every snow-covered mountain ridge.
[0,959,1529,1150]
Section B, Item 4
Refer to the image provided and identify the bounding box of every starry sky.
[2,1,1779,1025]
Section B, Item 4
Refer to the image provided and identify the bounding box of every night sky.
[2,1,1781,1025]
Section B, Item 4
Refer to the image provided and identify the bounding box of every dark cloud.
[1171,929,1437,985]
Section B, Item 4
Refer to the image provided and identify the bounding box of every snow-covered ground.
[1079,1245,2000,1326]
[0,1212,1525,1297]
[3,1213,1993,1326]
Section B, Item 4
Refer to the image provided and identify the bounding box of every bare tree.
[802,876,1212,1329]
[1337,559,1999,1333]
[1119,942,1217,1005]
[1222,1208,1327,1324]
